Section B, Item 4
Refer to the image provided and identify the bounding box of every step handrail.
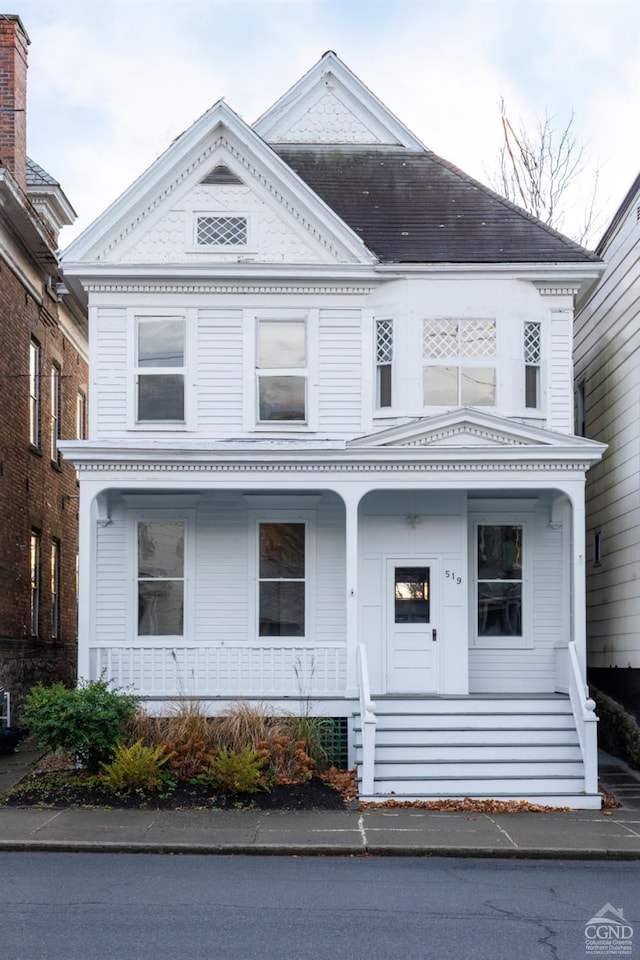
[567,640,598,795]
[356,643,377,796]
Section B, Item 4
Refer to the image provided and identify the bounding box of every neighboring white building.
[61,53,606,806]
[575,174,640,684]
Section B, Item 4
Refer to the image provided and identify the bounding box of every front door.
[386,559,440,693]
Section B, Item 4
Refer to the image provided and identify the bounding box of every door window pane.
[394,566,430,623]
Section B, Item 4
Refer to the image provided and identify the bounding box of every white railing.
[356,643,377,796]
[89,643,347,698]
[567,640,599,795]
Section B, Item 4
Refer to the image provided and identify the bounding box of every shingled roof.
[274,145,600,265]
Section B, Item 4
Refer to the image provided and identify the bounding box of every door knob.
[432,628,437,642]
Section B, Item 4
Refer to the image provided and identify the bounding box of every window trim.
[249,509,317,642]
[245,310,318,432]
[189,211,254,253]
[133,511,194,641]
[128,309,193,431]
[468,507,534,650]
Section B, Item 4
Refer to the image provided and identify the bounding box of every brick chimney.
[0,14,29,193]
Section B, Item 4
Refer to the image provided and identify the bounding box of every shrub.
[285,715,331,770]
[99,740,173,792]
[205,745,271,794]
[266,734,315,784]
[22,678,139,773]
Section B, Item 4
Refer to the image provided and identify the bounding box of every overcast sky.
[13,0,640,249]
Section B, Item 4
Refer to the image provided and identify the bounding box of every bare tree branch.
[487,99,605,246]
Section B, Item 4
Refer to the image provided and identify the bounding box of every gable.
[349,410,604,450]
[253,51,424,150]
[63,102,375,266]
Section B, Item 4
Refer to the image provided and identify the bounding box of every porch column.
[76,480,104,682]
[570,483,588,679]
[343,488,362,695]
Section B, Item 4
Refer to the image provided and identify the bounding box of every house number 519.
[445,570,462,585]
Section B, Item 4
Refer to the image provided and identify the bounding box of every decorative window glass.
[376,318,393,408]
[30,529,41,637]
[196,215,247,246]
[50,364,61,463]
[258,522,305,637]
[29,339,40,447]
[257,320,306,422]
[51,540,60,640]
[76,391,87,439]
[524,322,541,409]
[137,521,184,636]
[136,318,185,422]
[423,318,496,406]
[477,525,522,637]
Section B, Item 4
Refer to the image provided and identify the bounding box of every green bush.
[205,745,270,794]
[22,678,139,773]
[99,740,173,791]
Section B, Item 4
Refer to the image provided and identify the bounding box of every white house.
[61,53,606,806]
[574,174,640,697]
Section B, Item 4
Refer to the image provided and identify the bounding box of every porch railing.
[356,642,377,796]
[567,640,599,795]
[89,643,347,698]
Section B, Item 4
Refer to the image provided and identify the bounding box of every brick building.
[0,14,87,713]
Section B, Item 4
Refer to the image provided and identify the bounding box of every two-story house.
[61,52,605,806]
[0,15,88,716]
[574,173,640,724]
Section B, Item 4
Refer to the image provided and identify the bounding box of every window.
[196,215,247,246]
[76,391,86,439]
[258,522,305,636]
[30,529,41,637]
[50,364,61,463]
[423,318,496,407]
[257,320,306,422]
[376,318,393,408]
[51,540,60,640]
[136,317,185,422]
[137,521,184,636]
[524,322,541,409]
[593,531,602,566]
[477,525,522,637]
[29,339,40,447]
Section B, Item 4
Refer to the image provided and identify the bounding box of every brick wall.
[0,259,87,715]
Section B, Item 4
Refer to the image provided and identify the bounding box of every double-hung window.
[51,540,60,640]
[50,363,61,463]
[524,322,541,409]
[29,339,40,447]
[136,317,185,423]
[30,529,41,637]
[257,320,307,422]
[477,524,523,638]
[375,318,393,408]
[423,318,496,407]
[137,521,185,636]
[258,522,305,637]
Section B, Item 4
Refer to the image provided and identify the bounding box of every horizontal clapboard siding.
[196,309,244,434]
[318,309,362,432]
[574,182,640,667]
[93,308,128,437]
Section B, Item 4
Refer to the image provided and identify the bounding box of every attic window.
[200,165,244,185]
[196,215,247,246]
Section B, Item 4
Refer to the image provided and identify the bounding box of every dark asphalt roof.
[274,146,600,264]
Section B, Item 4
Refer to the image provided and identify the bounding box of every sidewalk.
[1,741,639,859]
